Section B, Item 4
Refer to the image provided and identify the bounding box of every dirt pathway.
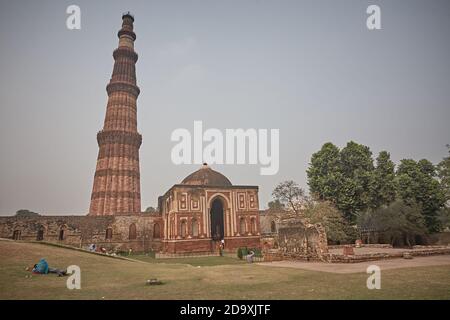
[258,255,450,274]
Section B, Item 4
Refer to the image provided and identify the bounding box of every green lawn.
[0,240,449,300]
[129,254,246,266]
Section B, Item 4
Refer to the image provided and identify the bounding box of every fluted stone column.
[89,13,142,215]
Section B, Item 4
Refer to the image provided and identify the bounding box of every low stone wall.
[263,251,283,262]
[262,250,324,262]
[324,247,450,263]
[262,246,450,263]
[328,244,393,249]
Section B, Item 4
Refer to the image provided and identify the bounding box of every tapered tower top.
[118,12,136,47]
[122,12,134,22]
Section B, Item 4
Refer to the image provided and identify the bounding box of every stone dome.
[181,163,232,187]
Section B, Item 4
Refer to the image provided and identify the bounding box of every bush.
[252,248,262,257]
[237,247,243,259]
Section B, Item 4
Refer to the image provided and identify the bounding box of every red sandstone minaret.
[89,13,141,216]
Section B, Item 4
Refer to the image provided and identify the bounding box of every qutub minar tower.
[89,13,142,215]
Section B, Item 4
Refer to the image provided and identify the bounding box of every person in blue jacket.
[30,258,66,276]
[32,258,49,274]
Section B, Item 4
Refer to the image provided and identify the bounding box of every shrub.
[237,247,243,259]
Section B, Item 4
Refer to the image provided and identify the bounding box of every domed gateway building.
[0,14,261,255]
[159,164,261,253]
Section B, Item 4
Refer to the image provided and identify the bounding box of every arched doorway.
[105,227,113,240]
[239,217,246,235]
[191,219,199,237]
[153,223,160,239]
[271,221,277,233]
[210,198,224,241]
[180,220,187,238]
[36,227,44,241]
[250,217,257,234]
[129,223,137,240]
[13,230,21,240]
[58,229,65,241]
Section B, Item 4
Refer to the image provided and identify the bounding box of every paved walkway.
[258,255,450,274]
[329,247,407,255]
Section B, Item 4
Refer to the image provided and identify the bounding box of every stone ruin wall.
[264,218,329,261]
[0,214,163,253]
[258,209,329,261]
[278,220,328,259]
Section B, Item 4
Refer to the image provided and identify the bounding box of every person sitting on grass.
[27,258,67,277]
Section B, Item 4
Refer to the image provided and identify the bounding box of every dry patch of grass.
[0,240,449,300]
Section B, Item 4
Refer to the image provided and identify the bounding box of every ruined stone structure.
[0,14,261,255]
[277,218,328,260]
[89,13,142,216]
[259,209,329,261]
[259,209,280,250]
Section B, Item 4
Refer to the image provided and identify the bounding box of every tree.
[272,180,306,216]
[437,208,450,231]
[396,159,445,232]
[337,141,374,222]
[370,151,397,209]
[267,199,285,211]
[303,200,348,243]
[437,144,450,203]
[144,206,157,213]
[357,200,427,247]
[307,141,375,223]
[15,209,39,217]
[307,142,342,201]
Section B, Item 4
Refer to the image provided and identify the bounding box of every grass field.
[0,240,449,300]
[130,254,246,266]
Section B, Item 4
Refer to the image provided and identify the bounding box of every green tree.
[307,142,342,201]
[437,144,450,202]
[303,201,348,243]
[396,159,445,232]
[337,141,374,222]
[437,208,450,231]
[144,206,157,213]
[370,151,397,209]
[15,209,39,217]
[357,200,427,247]
[267,199,285,211]
[307,141,375,223]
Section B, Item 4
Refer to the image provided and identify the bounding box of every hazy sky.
[1,0,449,215]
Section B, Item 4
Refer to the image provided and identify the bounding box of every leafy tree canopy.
[15,209,39,217]
[357,200,427,247]
[272,180,306,216]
